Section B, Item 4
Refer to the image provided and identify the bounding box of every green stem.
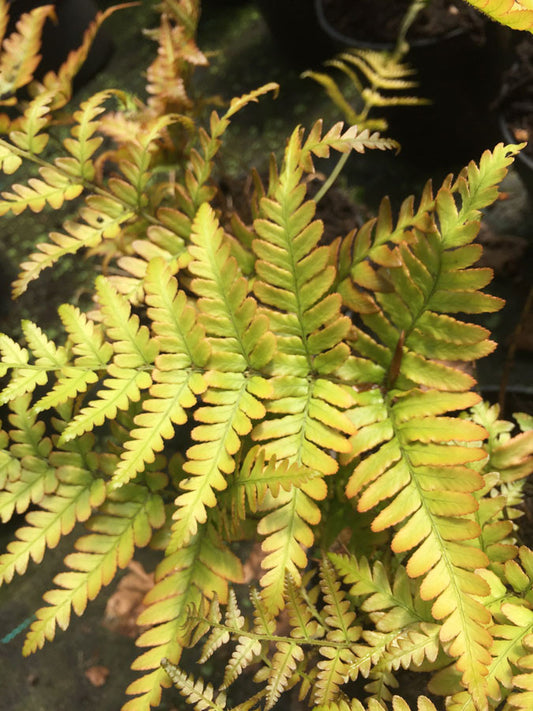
[313,151,350,204]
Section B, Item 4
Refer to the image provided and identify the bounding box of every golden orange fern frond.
[0,3,55,105]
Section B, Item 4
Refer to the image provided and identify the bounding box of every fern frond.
[125,525,243,711]
[145,10,207,116]
[0,397,56,523]
[314,559,361,704]
[190,202,275,371]
[198,591,240,664]
[8,92,52,154]
[0,450,105,585]
[252,124,358,473]
[285,573,324,640]
[222,631,262,690]
[336,49,417,87]
[169,203,275,545]
[384,622,441,673]
[304,47,424,132]
[0,4,55,104]
[60,303,113,368]
[22,481,164,654]
[329,553,433,631]
[60,277,157,444]
[171,371,271,546]
[300,121,398,173]
[160,661,227,711]
[14,195,134,297]
[53,91,111,180]
[109,113,179,210]
[0,428,21,491]
[0,164,83,216]
[110,258,207,488]
[229,446,321,521]
[0,332,50,405]
[266,641,304,709]
[258,480,326,615]
[464,0,533,31]
[35,5,130,110]
[344,385,493,704]
[316,697,439,711]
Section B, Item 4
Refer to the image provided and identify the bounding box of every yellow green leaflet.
[258,482,326,614]
[23,483,164,654]
[464,0,533,31]
[13,197,134,297]
[125,527,242,711]
[0,473,105,585]
[171,372,270,547]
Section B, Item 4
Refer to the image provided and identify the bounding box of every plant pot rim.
[314,0,476,51]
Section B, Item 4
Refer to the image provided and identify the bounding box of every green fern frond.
[329,553,433,631]
[222,634,262,690]
[508,627,533,708]
[344,388,492,704]
[218,590,263,689]
[335,49,417,87]
[304,47,425,132]
[109,258,207,488]
[316,697,439,711]
[22,480,164,654]
[300,121,398,173]
[474,475,517,568]
[464,0,533,32]
[169,203,275,545]
[0,164,83,216]
[125,525,243,711]
[14,195,134,297]
[337,150,519,704]
[58,277,157,445]
[0,428,21,491]
[266,640,304,709]
[228,446,320,521]
[474,402,533,483]
[54,91,111,180]
[109,113,179,210]
[0,443,105,585]
[0,327,56,405]
[257,482,326,614]
[160,661,227,711]
[441,549,533,709]
[8,92,52,154]
[0,397,56,523]
[251,124,358,476]
[314,558,360,704]
[198,591,240,664]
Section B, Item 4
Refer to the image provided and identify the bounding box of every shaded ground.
[0,1,532,710]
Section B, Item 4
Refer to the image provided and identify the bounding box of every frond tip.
[161,659,227,711]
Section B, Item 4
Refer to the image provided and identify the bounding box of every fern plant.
[0,2,533,711]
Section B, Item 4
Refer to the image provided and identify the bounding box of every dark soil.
[321,0,485,44]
